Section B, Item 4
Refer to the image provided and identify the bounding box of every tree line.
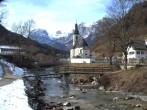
[93,0,147,70]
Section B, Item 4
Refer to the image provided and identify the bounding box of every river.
[24,68,147,110]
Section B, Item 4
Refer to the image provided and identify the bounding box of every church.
[70,23,95,63]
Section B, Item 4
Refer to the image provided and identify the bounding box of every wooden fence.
[54,66,112,74]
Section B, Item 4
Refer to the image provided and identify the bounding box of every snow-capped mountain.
[30,29,69,50]
[56,22,98,47]
[29,22,98,51]
[30,29,52,43]
[78,22,98,45]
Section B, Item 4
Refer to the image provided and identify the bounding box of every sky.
[3,0,111,34]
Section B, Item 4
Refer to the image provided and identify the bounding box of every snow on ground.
[0,65,4,80]
[0,79,33,110]
[0,59,24,76]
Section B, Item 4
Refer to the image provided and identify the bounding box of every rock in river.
[63,102,71,106]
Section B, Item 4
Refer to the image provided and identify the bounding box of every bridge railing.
[54,66,111,74]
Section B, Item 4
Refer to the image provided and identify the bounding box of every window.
[137,51,140,54]
[141,51,144,54]
[129,52,134,55]
[80,49,82,54]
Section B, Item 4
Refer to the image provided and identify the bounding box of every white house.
[127,39,147,63]
[0,45,23,56]
[70,23,95,63]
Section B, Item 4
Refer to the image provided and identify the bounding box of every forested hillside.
[91,1,147,57]
[0,24,68,67]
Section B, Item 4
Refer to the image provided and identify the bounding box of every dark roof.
[73,38,88,49]
[130,40,147,50]
[73,23,79,34]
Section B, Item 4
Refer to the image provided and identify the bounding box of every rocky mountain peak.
[29,21,98,51]
[56,30,62,34]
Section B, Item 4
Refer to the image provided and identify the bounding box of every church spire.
[73,22,79,34]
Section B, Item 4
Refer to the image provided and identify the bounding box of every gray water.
[40,73,144,110]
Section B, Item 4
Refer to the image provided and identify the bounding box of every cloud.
[5,0,111,33]
[8,0,52,8]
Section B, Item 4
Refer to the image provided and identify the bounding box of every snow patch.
[0,65,4,78]
[50,32,69,38]
[0,60,24,76]
[0,45,20,49]
[10,66,24,76]
[81,22,97,27]
[0,79,33,110]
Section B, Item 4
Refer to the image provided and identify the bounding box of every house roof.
[0,45,20,49]
[73,38,88,49]
[129,40,147,50]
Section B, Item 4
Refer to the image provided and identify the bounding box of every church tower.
[73,22,80,46]
[70,22,91,62]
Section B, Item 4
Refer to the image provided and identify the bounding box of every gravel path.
[0,63,20,87]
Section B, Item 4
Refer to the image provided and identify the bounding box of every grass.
[101,67,147,94]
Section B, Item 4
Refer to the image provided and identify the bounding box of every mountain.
[56,22,99,49]
[30,29,73,50]
[78,22,98,45]
[30,29,69,50]
[0,24,67,67]
[30,29,51,43]
[29,22,99,51]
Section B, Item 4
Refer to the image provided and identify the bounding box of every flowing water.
[24,69,146,110]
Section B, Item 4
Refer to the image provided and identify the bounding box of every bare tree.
[0,0,5,2]
[0,0,5,6]
[11,19,36,65]
[11,20,24,35]
[99,18,117,66]
[0,0,7,24]
[107,0,134,70]
[11,19,35,38]
[0,10,7,24]
[23,19,36,38]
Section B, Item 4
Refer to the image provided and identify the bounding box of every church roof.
[73,38,88,49]
[73,23,79,34]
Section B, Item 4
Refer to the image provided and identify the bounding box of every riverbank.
[22,65,147,110]
[0,62,147,110]
[39,77,147,110]
[100,66,147,95]
[65,63,147,94]
[0,62,20,86]
[0,60,33,110]
[0,79,33,110]
[62,64,147,109]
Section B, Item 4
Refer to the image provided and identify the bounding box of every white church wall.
[70,58,95,63]
[70,47,91,58]
[70,49,74,58]
[74,47,83,57]
[82,49,90,57]
[70,23,95,63]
